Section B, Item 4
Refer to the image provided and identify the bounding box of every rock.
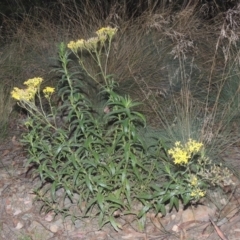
[74,219,82,228]
[50,224,59,233]
[15,222,24,229]
[64,197,72,208]
[13,209,22,216]
[172,224,179,232]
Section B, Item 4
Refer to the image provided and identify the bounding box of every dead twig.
[208,215,229,240]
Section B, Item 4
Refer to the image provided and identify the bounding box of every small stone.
[220,198,227,205]
[73,193,80,202]
[56,188,64,197]
[15,222,24,229]
[45,213,54,222]
[50,224,59,233]
[64,198,72,208]
[74,220,82,229]
[172,225,179,232]
[13,209,22,216]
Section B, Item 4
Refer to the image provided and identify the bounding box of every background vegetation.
[1,0,239,146]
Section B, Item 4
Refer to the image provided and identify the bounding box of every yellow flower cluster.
[43,87,55,99]
[67,26,117,52]
[84,37,100,50]
[190,188,205,198]
[11,77,43,101]
[67,39,85,52]
[11,77,54,101]
[168,139,203,165]
[190,175,198,186]
[24,77,43,87]
[189,175,205,199]
[11,87,36,101]
[186,139,203,154]
[96,26,118,39]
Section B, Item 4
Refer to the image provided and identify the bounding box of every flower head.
[43,87,55,99]
[76,39,85,50]
[190,175,198,186]
[168,139,203,165]
[84,37,99,50]
[67,40,77,52]
[11,87,37,101]
[67,39,85,52]
[190,188,205,198]
[186,139,203,154]
[96,27,117,39]
[24,77,43,88]
[168,146,190,164]
[11,87,21,100]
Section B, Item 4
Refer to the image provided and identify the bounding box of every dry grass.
[1,0,240,164]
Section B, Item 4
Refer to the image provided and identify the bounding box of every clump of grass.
[129,3,240,160]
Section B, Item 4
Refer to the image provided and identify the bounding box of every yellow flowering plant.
[11,27,234,231]
[139,138,233,212]
[67,26,118,86]
[14,27,159,231]
[11,77,56,129]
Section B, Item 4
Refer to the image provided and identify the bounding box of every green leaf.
[64,184,73,198]
[108,162,116,176]
[156,202,166,216]
[97,193,105,212]
[182,194,191,205]
[85,197,97,214]
[50,181,58,201]
[125,179,131,206]
[121,171,126,184]
[85,176,93,193]
[42,165,55,180]
[173,197,179,210]
[136,193,154,200]
[138,205,150,218]
[161,193,171,203]
[109,216,122,231]
[98,211,105,227]
[106,195,124,207]
[169,196,179,210]
[98,182,112,190]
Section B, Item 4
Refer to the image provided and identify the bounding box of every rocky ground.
[1,119,240,240]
